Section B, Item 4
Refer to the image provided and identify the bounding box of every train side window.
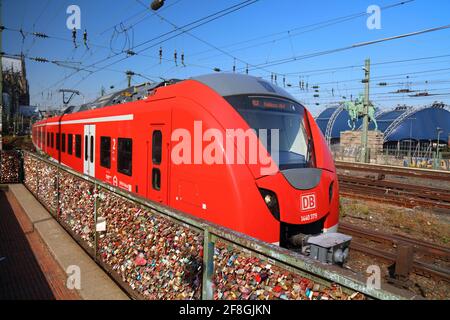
[85,136,88,161]
[152,168,161,190]
[117,138,132,176]
[62,133,66,152]
[47,132,50,147]
[100,136,111,168]
[152,130,162,164]
[68,134,73,155]
[51,133,54,148]
[90,136,94,163]
[56,133,60,150]
[75,134,81,158]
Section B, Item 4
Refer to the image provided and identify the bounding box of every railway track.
[336,161,450,182]
[339,174,450,210]
[339,222,450,282]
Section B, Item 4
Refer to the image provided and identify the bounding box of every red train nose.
[256,168,337,227]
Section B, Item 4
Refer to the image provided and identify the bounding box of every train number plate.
[301,193,316,211]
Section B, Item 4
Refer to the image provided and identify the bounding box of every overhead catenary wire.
[146,4,277,77]
[295,79,450,94]
[190,0,415,60]
[3,0,185,64]
[238,23,450,72]
[280,67,450,89]
[24,0,53,54]
[98,0,184,36]
[30,0,261,99]
[282,53,450,77]
[10,0,253,100]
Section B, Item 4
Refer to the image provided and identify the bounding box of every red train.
[32,73,339,248]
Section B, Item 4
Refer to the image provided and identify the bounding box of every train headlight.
[259,188,280,220]
[264,194,273,205]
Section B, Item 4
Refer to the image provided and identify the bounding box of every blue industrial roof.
[316,104,450,143]
[368,109,406,132]
[385,107,450,142]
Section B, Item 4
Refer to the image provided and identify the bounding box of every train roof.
[192,73,296,101]
[62,80,181,115]
[61,73,297,116]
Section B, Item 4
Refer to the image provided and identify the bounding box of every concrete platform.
[5,184,129,300]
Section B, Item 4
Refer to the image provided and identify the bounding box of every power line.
[239,23,450,72]
[4,1,185,62]
[297,79,450,94]
[288,67,450,88]
[31,0,260,99]
[282,53,450,77]
[147,3,275,75]
[98,0,184,36]
[25,0,53,54]
[191,0,415,61]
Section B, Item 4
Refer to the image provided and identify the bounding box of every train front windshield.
[225,95,315,170]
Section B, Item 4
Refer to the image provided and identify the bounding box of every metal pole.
[360,58,370,163]
[56,166,61,220]
[94,183,99,261]
[437,128,441,161]
[409,119,412,162]
[201,230,215,300]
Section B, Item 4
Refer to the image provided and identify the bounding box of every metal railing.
[20,151,414,300]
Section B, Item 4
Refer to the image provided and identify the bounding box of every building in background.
[316,102,450,159]
[1,54,34,135]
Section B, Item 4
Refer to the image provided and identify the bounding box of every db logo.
[301,193,316,211]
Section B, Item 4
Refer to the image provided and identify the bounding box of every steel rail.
[339,174,450,210]
[339,223,450,281]
[336,161,450,181]
[349,241,450,281]
[339,175,450,202]
[339,222,450,259]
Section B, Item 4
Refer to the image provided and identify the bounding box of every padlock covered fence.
[0,150,22,184]
[21,151,410,300]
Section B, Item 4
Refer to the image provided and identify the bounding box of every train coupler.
[289,232,352,265]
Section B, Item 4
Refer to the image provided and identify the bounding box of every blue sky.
[4,0,450,116]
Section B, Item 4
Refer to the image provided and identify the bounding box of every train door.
[147,124,169,203]
[83,124,96,177]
